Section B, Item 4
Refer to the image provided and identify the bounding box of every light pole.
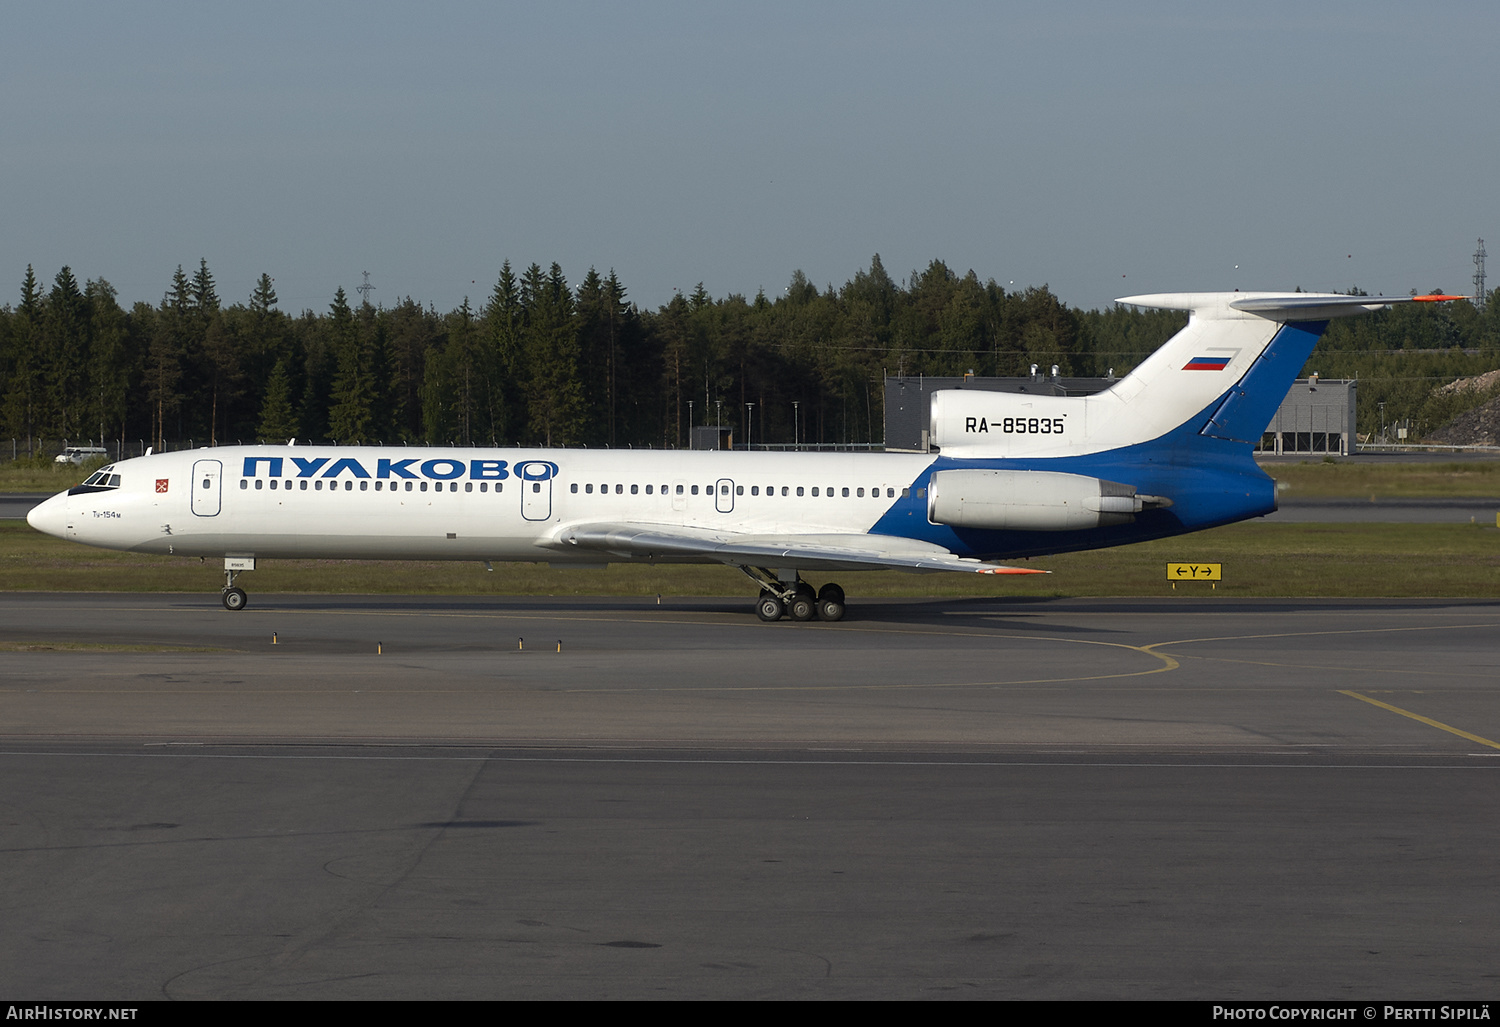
[745,402,755,450]
[793,401,800,449]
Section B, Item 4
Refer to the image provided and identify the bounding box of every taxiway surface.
[1,593,1497,999]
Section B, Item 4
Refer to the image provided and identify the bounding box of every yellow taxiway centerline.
[1338,690,1500,751]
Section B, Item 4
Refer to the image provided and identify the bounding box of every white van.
[55,446,110,465]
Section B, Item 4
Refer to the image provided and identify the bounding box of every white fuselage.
[30,446,938,564]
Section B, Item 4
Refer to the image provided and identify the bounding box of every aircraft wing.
[548,522,1046,575]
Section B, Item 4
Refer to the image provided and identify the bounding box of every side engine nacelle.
[928,469,1169,532]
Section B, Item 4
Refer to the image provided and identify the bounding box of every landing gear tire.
[222,587,248,611]
[738,567,841,625]
[756,595,785,622]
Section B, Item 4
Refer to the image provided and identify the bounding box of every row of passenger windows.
[237,478,905,499]
[570,483,901,498]
[240,478,501,492]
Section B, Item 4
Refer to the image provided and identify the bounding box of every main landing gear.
[740,567,845,623]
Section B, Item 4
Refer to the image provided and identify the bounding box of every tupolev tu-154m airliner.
[27,291,1461,620]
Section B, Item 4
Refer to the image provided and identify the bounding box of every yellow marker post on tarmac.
[1167,563,1221,590]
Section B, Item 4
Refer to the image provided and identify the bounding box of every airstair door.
[191,459,222,517]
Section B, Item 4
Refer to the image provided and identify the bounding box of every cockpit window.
[69,465,120,496]
[81,467,120,489]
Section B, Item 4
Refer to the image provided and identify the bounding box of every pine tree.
[576,268,635,446]
[603,270,631,445]
[44,267,87,440]
[144,266,194,447]
[147,319,181,451]
[192,259,219,315]
[365,311,395,443]
[655,293,692,447]
[1,267,44,453]
[19,265,42,319]
[166,265,192,316]
[380,297,440,442]
[446,298,478,445]
[575,268,608,444]
[522,263,582,446]
[257,358,299,442]
[299,309,336,443]
[85,278,128,455]
[420,334,454,444]
[326,287,373,442]
[250,273,277,315]
[482,261,523,442]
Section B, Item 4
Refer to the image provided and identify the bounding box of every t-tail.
[929,291,1462,461]
[909,291,1463,547]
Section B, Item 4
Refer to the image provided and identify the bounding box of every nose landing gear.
[221,558,255,611]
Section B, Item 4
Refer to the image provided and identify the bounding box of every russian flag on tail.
[1182,355,1232,371]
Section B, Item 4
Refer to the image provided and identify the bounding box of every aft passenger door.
[518,460,557,521]
[191,459,222,517]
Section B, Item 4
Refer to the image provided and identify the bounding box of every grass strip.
[0,641,232,652]
[1259,458,1500,498]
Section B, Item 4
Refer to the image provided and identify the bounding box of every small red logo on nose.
[156,479,169,493]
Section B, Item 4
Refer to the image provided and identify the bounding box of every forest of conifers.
[2,254,1498,456]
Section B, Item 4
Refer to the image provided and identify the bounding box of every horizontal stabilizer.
[1119,292,1466,323]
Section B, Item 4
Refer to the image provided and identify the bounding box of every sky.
[2,1,1496,315]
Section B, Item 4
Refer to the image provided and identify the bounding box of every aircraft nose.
[26,492,69,539]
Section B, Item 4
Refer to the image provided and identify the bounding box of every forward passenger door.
[191,459,222,517]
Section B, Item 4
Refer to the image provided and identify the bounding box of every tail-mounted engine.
[928,469,1170,532]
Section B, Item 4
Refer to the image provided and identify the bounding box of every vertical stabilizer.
[929,292,1441,458]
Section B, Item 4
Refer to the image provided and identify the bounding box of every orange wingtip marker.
[978,567,1050,575]
[1411,294,1468,302]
